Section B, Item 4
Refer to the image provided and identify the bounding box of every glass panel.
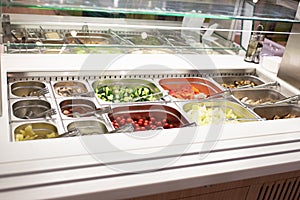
[1,0,300,23]
[2,23,241,54]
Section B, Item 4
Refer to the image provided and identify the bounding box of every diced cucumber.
[107,94,114,101]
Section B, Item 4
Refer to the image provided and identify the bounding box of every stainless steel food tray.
[231,89,287,106]
[10,98,59,122]
[253,105,300,120]
[212,75,265,89]
[179,99,262,125]
[9,80,52,99]
[11,120,65,142]
[156,77,223,101]
[56,97,101,120]
[63,119,113,135]
[108,103,190,132]
[51,80,93,98]
[91,78,165,104]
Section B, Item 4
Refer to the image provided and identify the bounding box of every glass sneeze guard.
[2,0,300,23]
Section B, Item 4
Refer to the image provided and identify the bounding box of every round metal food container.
[67,120,108,135]
[11,81,46,97]
[12,99,51,119]
[54,81,88,97]
[59,99,96,118]
[14,122,58,141]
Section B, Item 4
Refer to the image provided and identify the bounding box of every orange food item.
[192,86,200,94]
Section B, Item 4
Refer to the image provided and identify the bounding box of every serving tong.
[59,123,135,138]
[65,106,112,118]
[226,117,264,122]
[28,87,49,97]
[23,108,57,119]
[260,94,300,105]
[194,89,232,100]
[11,86,49,97]
[235,81,279,89]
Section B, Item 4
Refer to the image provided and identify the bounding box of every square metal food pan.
[180,99,261,126]
[91,78,164,104]
[231,89,286,106]
[108,103,190,132]
[11,120,64,142]
[253,105,300,120]
[212,75,265,89]
[10,98,59,122]
[9,80,52,99]
[51,80,92,98]
[63,119,113,135]
[56,97,101,120]
[158,77,223,101]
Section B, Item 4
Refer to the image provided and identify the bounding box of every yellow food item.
[15,124,58,141]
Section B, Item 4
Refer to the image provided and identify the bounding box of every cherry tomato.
[169,124,174,129]
[116,116,121,122]
[126,118,133,123]
[156,121,162,126]
[138,121,143,126]
[163,123,169,129]
[135,127,141,131]
[140,127,146,131]
[143,122,149,127]
[162,119,167,123]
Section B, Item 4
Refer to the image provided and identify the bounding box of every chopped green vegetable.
[95,85,158,103]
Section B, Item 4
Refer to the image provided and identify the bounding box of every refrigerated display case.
[1,1,300,199]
